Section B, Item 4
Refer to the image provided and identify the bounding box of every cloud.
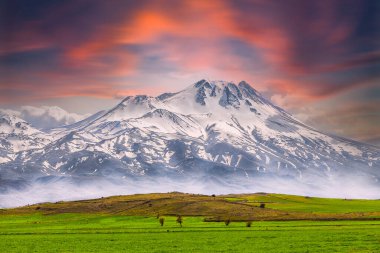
[1,0,378,101]
[294,95,380,144]
[1,106,89,130]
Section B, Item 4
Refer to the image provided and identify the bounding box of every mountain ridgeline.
[0,80,379,206]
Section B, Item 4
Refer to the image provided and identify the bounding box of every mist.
[1,174,379,208]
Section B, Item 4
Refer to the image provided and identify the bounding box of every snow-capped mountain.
[0,112,51,163]
[0,80,379,200]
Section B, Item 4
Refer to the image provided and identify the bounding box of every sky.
[0,0,379,145]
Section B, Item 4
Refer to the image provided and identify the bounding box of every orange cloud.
[1,0,378,106]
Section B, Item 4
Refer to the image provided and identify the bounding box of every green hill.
[2,192,380,221]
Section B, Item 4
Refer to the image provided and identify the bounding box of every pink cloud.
[0,0,377,104]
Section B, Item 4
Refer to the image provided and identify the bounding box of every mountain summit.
[0,80,379,204]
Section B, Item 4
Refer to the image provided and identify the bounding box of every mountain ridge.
[0,79,379,205]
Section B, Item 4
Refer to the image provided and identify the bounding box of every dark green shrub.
[176,215,183,227]
[159,217,165,226]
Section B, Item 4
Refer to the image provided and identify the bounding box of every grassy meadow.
[0,193,379,252]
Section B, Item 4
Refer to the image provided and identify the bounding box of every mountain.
[0,112,51,162]
[0,80,379,204]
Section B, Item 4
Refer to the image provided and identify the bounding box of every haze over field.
[2,174,380,208]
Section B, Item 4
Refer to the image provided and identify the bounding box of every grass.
[1,192,380,252]
[223,193,380,213]
[0,214,380,252]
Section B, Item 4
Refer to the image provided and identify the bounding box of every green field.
[1,193,380,252]
[223,193,380,213]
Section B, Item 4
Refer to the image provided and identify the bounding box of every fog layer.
[1,175,379,208]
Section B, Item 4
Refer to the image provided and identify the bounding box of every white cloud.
[2,106,89,130]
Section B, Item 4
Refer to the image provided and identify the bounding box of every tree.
[159,217,165,226]
[176,215,183,227]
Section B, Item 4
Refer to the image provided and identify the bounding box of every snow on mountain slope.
[0,79,379,200]
[0,111,51,164]
[96,95,164,121]
[0,112,47,153]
